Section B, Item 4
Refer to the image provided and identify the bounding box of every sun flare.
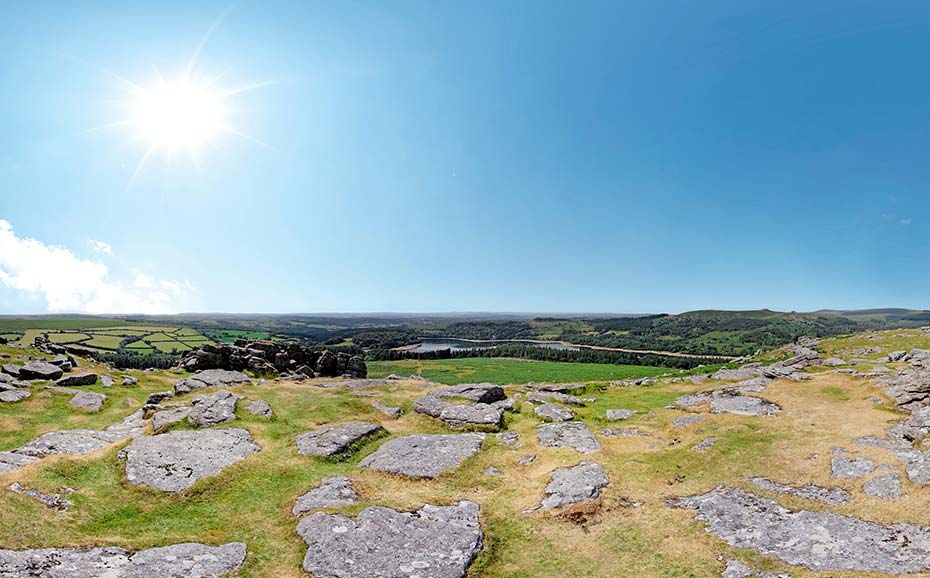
[130,78,226,151]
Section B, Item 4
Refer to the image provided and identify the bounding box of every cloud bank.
[0,219,190,314]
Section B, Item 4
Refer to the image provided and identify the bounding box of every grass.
[5,334,930,577]
[367,358,674,385]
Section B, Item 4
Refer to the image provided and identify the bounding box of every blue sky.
[1,1,929,314]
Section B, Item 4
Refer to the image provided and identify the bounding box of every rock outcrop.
[176,339,367,378]
[292,476,358,515]
[295,422,384,457]
[538,461,609,510]
[174,369,251,395]
[359,433,485,478]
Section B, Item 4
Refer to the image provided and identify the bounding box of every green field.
[367,358,675,384]
[3,321,213,355]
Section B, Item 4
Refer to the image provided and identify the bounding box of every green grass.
[46,332,91,344]
[367,358,674,384]
[83,335,126,350]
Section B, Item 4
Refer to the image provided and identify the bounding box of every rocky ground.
[4,329,930,576]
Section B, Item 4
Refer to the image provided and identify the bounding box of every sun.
[130,77,226,152]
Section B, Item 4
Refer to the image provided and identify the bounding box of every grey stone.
[905,452,930,484]
[526,390,585,406]
[0,451,40,473]
[121,542,247,578]
[54,373,97,387]
[534,382,586,393]
[359,433,485,478]
[712,367,763,381]
[100,374,114,387]
[19,361,62,380]
[711,395,780,417]
[831,455,875,478]
[9,482,74,511]
[605,409,637,421]
[297,500,482,578]
[675,486,930,574]
[534,403,575,422]
[438,403,503,428]
[727,376,772,393]
[0,389,30,403]
[371,400,401,418]
[174,369,250,395]
[691,437,716,451]
[539,461,608,510]
[69,391,106,412]
[121,376,138,386]
[496,431,519,446]
[749,477,849,505]
[537,422,601,454]
[863,474,902,500]
[292,476,358,515]
[600,427,648,437]
[1,364,21,377]
[722,559,790,578]
[188,390,239,427]
[146,391,173,404]
[431,383,505,403]
[822,357,847,367]
[516,454,536,465]
[247,399,273,418]
[16,430,112,457]
[152,407,191,432]
[484,466,502,476]
[0,547,130,577]
[120,428,259,492]
[673,415,705,428]
[296,422,384,457]
[674,393,713,408]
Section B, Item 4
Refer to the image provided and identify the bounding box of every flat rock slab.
[534,403,575,422]
[749,477,849,505]
[711,395,780,417]
[496,431,520,446]
[864,474,903,499]
[0,390,30,403]
[360,433,485,478]
[296,422,384,457]
[247,399,273,418]
[297,500,482,578]
[55,373,98,387]
[0,451,40,474]
[527,390,585,406]
[691,437,716,451]
[539,461,609,509]
[152,407,191,432]
[188,390,239,427]
[16,430,112,457]
[537,422,601,454]
[831,455,875,478]
[19,361,62,381]
[675,486,930,574]
[69,391,106,412]
[174,369,250,395]
[606,409,637,421]
[371,400,401,418]
[120,428,260,492]
[431,383,505,403]
[293,476,358,515]
[438,403,503,428]
[673,415,705,428]
[0,542,246,578]
[723,560,791,578]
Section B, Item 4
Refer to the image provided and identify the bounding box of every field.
[2,333,929,577]
[367,358,686,384]
[0,319,214,354]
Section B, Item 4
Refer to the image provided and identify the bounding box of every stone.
[1,363,21,377]
[727,376,772,393]
[0,389,30,403]
[831,455,875,478]
[905,452,930,484]
[691,437,716,451]
[297,500,482,578]
[712,367,763,381]
[431,383,505,403]
[69,391,106,412]
[296,422,384,456]
[120,542,247,578]
[516,454,536,465]
[749,477,849,505]
[605,409,637,421]
[54,372,98,387]
[146,391,173,404]
[496,431,519,446]
[534,403,575,422]
[359,433,485,478]
[438,403,504,428]
[188,390,239,427]
[484,466,502,476]
[711,395,780,417]
[9,482,74,511]
[19,360,63,381]
[16,430,112,457]
[152,407,191,431]
[0,451,40,473]
[600,427,648,437]
[0,547,130,577]
[537,422,601,454]
[247,399,273,418]
[674,393,713,408]
[675,486,930,574]
[538,461,609,510]
[120,428,260,492]
[176,339,366,378]
[863,474,902,500]
[174,369,250,394]
[673,415,705,428]
[888,350,908,362]
[371,400,401,418]
[822,357,847,366]
[526,390,585,406]
[722,560,790,578]
[534,382,586,393]
[121,376,138,386]
[292,476,358,515]
[100,374,114,387]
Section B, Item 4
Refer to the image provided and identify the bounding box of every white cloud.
[88,239,113,255]
[0,219,191,314]
[900,217,912,226]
